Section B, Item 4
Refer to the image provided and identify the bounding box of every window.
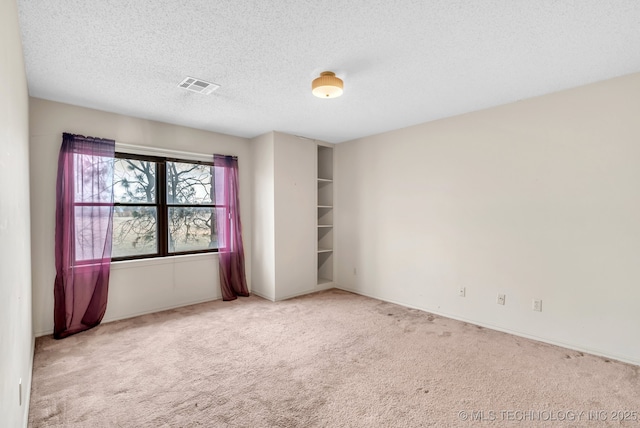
[112,153,218,260]
[71,145,115,263]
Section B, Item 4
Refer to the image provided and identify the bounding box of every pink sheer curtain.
[214,154,249,301]
[54,133,115,339]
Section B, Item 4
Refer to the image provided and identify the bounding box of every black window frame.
[111,152,219,262]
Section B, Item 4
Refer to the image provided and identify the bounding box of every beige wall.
[0,0,33,426]
[335,72,640,364]
[273,132,317,300]
[251,132,320,301]
[29,98,252,336]
[250,132,276,300]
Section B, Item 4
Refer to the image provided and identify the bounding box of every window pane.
[168,207,217,252]
[113,158,156,203]
[74,206,112,262]
[74,153,114,203]
[112,206,158,257]
[166,161,213,205]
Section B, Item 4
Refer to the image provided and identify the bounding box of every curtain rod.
[115,141,237,160]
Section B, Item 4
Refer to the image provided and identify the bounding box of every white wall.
[250,132,319,301]
[273,132,317,300]
[0,0,33,426]
[250,132,276,300]
[29,98,252,336]
[335,72,640,365]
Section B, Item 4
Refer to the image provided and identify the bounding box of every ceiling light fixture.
[312,71,343,98]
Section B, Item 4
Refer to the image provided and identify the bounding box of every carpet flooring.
[29,289,639,427]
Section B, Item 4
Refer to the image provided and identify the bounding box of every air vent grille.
[178,77,220,95]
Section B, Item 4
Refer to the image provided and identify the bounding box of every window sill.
[110,252,218,270]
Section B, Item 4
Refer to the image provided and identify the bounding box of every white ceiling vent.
[178,77,220,95]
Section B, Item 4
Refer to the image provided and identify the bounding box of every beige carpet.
[29,289,639,427]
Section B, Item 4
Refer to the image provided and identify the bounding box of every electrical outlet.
[459,286,466,297]
[497,293,506,305]
[533,299,542,312]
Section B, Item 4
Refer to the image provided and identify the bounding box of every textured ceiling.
[17,1,640,143]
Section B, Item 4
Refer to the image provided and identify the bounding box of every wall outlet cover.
[497,293,506,305]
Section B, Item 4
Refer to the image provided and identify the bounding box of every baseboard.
[103,296,224,324]
[335,286,640,367]
[252,283,338,302]
[315,282,335,292]
[34,327,52,337]
[250,290,275,301]
[34,296,223,338]
[23,334,34,428]
[274,288,320,301]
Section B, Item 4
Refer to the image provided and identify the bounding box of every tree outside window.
[111,154,218,260]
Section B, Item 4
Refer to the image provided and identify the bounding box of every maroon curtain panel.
[214,154,249,301]
[54,133,115,339]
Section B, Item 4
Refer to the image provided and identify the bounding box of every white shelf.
[317,248,333,253]
[318,178,333,182]
[317,179,333,206]
[317,205,333,209]
[317,224,333,228]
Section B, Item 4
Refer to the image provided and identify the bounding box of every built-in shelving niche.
[317,144,334,285]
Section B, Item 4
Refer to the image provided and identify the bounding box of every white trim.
[250,290,275,302]
[23,335,34,428]
[110,252,217,270]
[115,142,213,163]
[33,296,222,337]
[34,328,53,338]
[275,288,320,301]
[100,296,221,325]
